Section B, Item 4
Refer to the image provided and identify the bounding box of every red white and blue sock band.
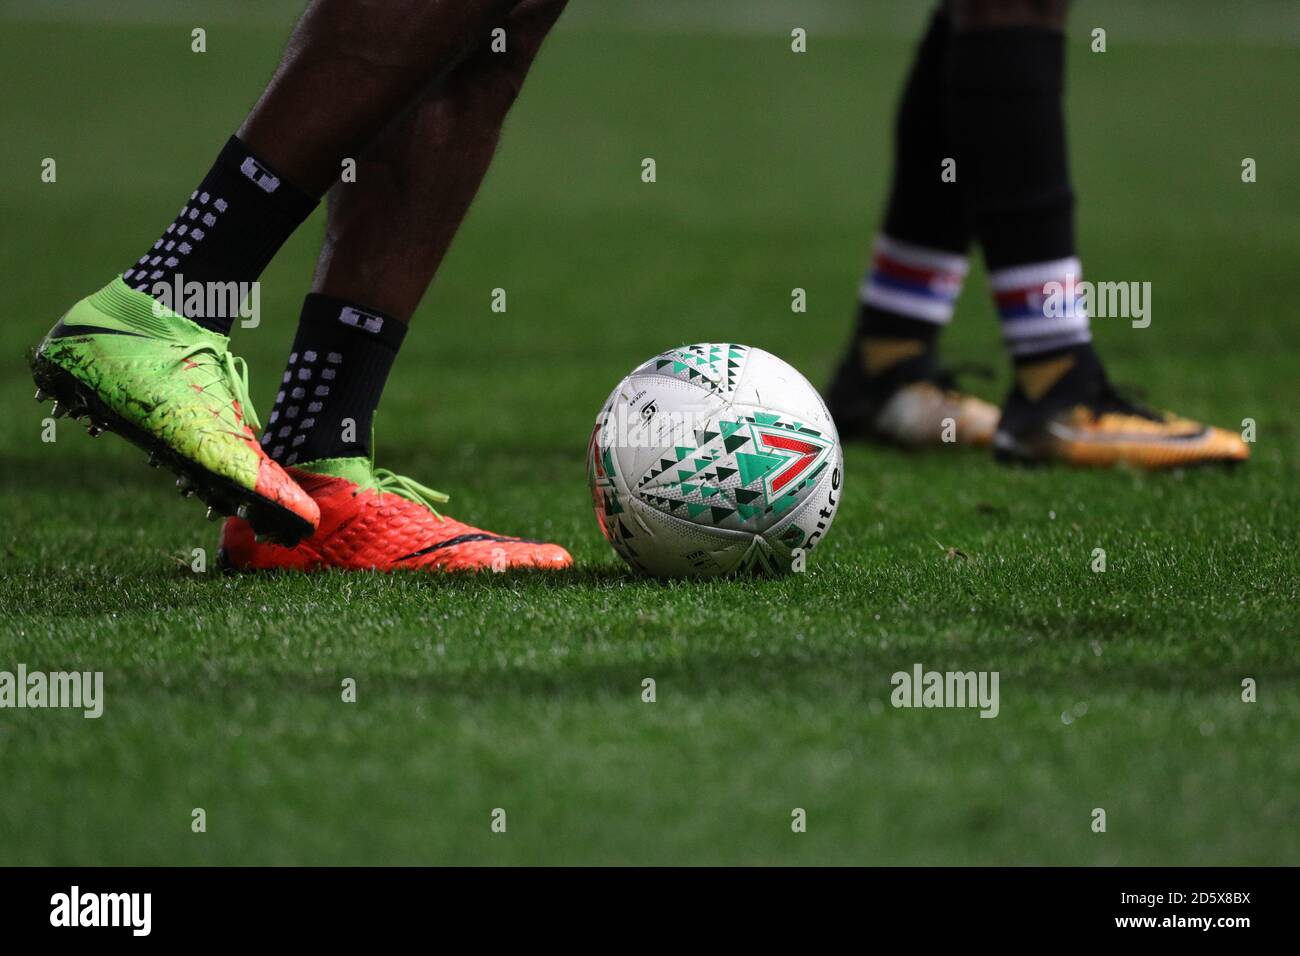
[990,256,1092,357]
[860,234,969,325]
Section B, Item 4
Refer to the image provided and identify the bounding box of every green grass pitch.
[0,1,1297,864]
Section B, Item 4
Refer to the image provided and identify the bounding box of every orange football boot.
[218,456,572,572]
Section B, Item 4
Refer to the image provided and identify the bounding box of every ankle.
[1013,343,1103,401]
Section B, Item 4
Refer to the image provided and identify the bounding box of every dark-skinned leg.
[311,0,569,322]
[119,0,516,337]
[223,0,577,572]
[260,0,569,471]
[238,0,518,196]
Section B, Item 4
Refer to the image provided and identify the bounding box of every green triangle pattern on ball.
[651,343,748,396]
[735,450,784,487]
[632,408,834,529]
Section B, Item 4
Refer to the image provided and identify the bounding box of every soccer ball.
[587,343,843,577]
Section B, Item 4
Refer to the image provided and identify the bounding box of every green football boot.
[30,277,319,543]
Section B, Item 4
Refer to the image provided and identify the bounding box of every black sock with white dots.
[261,295,407,468]
[124,136,318,336]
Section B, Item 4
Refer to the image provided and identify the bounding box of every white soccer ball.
[587,343,843,578]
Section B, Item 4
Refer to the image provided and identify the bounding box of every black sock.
[261,295,407,467]
[124,136,318,336]
[947,27,1074,269]
[948,27,1098,364]
[856,9,969,360]
[882,8,968,256]
[1012,340,1097,369]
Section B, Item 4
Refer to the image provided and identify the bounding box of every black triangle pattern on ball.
[723,433,750,453]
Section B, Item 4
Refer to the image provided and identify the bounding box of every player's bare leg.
[221,0,574,573]
[307,0,568,321]
[237,0,517,195]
